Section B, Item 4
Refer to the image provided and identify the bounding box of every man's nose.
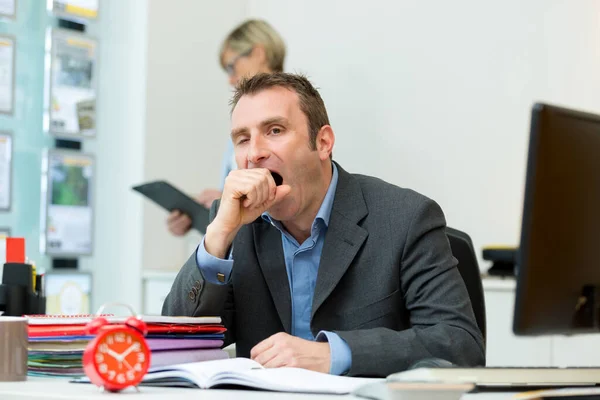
[247,135,270,166]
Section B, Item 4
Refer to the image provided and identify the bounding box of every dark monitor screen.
[514,103,600,335]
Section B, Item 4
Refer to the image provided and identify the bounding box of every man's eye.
[270,128,281,135]
[238,138,248,144]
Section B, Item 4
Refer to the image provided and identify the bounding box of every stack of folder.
[26,315,228,378]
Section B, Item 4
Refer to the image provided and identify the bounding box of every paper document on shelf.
[0,0,16,17]
[0,36,14,114]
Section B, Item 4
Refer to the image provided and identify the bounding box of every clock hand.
[123,358,133,371]
[106,348,122,361]
[120,343,139,359]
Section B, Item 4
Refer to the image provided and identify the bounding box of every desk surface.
[0,379,518,399]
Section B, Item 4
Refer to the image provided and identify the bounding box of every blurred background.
[0,0,599,368]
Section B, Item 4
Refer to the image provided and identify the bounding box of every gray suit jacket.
[162,162,485,377]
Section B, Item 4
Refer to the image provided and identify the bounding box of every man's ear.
[315,125,335,161]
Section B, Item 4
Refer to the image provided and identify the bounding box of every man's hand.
[250,332,331,374]
[204,169,291,259]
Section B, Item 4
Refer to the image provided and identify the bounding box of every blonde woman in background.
[168,19,286,236]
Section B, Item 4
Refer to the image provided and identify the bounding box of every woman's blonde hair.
[220,19,286,73]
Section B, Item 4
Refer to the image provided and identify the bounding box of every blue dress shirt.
[196,164,352,375]
[219,141,236,189]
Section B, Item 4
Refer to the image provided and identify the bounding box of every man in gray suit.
[162,73,485,377]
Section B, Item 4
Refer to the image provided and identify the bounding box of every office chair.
[446,227,487,347]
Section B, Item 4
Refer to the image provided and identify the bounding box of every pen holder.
[28,293,46,315]
[0,263,45,316]
[2,263,33,292]
[3,285,25,316]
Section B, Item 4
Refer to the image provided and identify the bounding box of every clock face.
[87,328,150,389]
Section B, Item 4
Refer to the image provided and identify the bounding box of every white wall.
[142,0,246,271]
[86,0,600,311]
[78,0,600,364]
[82,0,148,312]
[84,0,249,312]
[245,0,600,269]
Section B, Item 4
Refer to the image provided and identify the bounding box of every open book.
[137,357,380,394]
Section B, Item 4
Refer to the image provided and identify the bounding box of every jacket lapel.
[311,164,369,319]
[253,221,292,333]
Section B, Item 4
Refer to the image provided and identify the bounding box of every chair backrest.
[446,227,486,345]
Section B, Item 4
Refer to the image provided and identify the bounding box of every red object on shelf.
[28,323,227,337]
[6,237,25,263]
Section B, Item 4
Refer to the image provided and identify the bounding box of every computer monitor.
[514,103,600,335]
[44,270,92,315]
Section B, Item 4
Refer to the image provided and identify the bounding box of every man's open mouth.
[270,171,283,186]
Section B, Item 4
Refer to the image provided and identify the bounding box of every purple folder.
[146,338,223,351]
[150,349,229,368]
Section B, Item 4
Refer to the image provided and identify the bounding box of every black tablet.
[132,180,210,234]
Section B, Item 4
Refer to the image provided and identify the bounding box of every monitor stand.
[572,285,600,330]
[486,262,515,277]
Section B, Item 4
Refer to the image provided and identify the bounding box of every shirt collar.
[262,162,339,232]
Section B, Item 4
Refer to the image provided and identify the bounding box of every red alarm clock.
[82,303,152,392]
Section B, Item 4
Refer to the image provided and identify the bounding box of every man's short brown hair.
[230,73,330,150]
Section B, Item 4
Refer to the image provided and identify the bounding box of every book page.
[145,358,262,388]
[210,367,382,394]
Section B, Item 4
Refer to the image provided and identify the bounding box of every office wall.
[141,0,246,271]
[245,0,600,269]
[80,0,148,311]
[4,0,598,313]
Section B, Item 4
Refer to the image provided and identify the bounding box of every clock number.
[137,352,145,363]
[106,335,114,345]
[117,373,126,384]
[127,335,132,344]
[98,363,108,374]
[98,344,108,353]
[115,333,126,343]
[108,370,116,381]
[134,363,142,372]
[126,370,135,381]
[95,353,104,363]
